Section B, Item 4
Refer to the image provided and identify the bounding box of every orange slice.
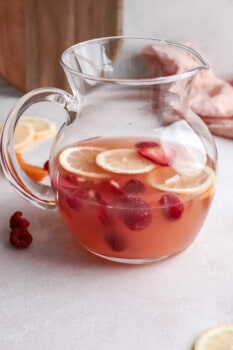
[147,163,215,195]
[59,146,111,179]
[16,152,48,182]
[194,324,233,350]
[96,148,156,174]
[21,116,57,140]
[14,122,35,152]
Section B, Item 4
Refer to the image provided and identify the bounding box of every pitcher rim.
[60,35,209,85]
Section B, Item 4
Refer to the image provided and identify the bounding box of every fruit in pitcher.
[55,136,216,260]
[137,143,176,166]
[118,195,152,230]
[96,148,156,174]
[147,163,215,195]
[122,178,145,194]
[159,193,184,219]
[59,146,110,179]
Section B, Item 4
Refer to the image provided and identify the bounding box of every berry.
[95,192,112,226]
[43,160,49,171]
[9,211,30,229]
[105,180,123,195]
[122,179,145,194]
[66,185,89,210]
[119,195,152,230]
[159,194,184,219]
[10,227,33,248]
[138,144,176,166]
[105,232,126,252]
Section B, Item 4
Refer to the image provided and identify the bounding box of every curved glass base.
[89,250,171,264]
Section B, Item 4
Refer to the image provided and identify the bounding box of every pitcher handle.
[0,87,77,210]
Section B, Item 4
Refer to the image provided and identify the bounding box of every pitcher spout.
[141,39,209,84]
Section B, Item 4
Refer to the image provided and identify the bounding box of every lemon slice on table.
[59,146,111,179]
[147,163,215,195]
[21,116,57,140]
[96,148,156,174]
[14,121,35,152]
[194,324,233,350]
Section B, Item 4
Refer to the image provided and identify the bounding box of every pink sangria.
[51,136,216,263]
[0,37,217,263]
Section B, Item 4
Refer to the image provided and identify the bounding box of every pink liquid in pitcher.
[51,136,215,262]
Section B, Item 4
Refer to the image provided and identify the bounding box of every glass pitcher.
[0,36,217,264]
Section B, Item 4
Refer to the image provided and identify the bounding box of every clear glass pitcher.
[0,36,217,263]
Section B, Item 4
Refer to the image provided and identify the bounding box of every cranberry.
[119,195,152,230]
[10,211,30,229]
[122,179,145,194]
[105,232,126,252]
[66,185,89,210]
[10,227,33,248]
[159,193,184,219]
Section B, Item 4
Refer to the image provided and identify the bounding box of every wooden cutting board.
[0,0,123,91]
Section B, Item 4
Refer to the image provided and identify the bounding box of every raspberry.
[103,180,123,195]
[95,192,112,226]
[9,211,30,229]
[10,227,33,248]
[43,160,49,171]
[159,194,184,219]
[105,232,126,252]
[66,185,89,210]
[122,179,145,194]
[119,195,152,230]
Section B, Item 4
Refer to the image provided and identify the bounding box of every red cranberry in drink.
[119,195,152,230]
[159,193,184,219]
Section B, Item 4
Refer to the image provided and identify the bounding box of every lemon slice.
[21,116,57,140]
[59,146,111,179]
[194,324,233,350]
[14,122,35,152]
[96,148,156,174]
[147,163,215,195]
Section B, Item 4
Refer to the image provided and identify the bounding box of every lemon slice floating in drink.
[147,163,215,195]
[194,324,233,350]
[59,146,111,179]
[96,148,156,174]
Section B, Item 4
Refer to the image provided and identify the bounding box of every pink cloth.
[142,45,233,139]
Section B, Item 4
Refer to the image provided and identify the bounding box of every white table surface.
[0,79,233,350]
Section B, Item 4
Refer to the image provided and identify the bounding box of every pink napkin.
[142,45,233,139]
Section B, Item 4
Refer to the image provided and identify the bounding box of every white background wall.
[123,0,233,78]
